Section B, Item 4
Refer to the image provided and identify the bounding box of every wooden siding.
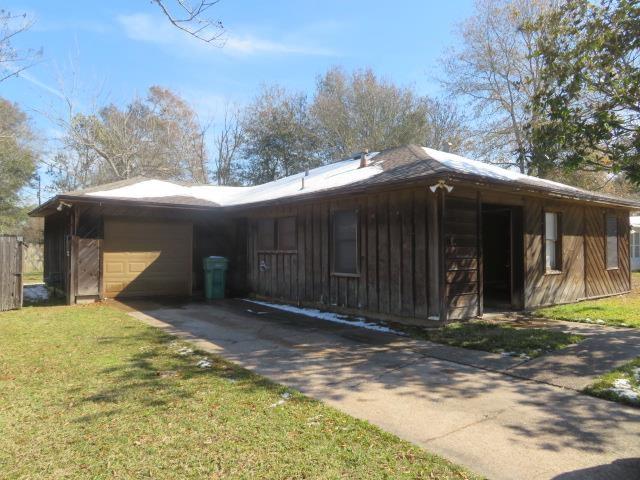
[443,195,480,320]
[524,200,586,308]
[247,188,436,322]
[585,207,631,297]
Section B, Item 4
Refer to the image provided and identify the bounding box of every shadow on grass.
[77,327,295,421]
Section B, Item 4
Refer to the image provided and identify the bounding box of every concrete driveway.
[124,299,640,480]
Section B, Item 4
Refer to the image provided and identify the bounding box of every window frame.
[256,218,276,251]
[543,210,563,274]
[331,208,360,277]
[276,216,297,252]
[605,213,619,270]
[256,216,298,253]
[632,230,640,259]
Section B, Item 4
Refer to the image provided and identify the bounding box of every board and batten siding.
[246,187,437,322]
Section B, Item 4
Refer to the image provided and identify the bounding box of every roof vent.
[358,149,370,168]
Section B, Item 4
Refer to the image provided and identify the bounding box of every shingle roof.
[31,145,640,215]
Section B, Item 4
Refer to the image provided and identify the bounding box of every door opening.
[481,204,524,310]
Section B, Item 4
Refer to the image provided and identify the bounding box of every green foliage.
[0,304,479,479]
[241,86,321,185]
[532,0,640,183]
[0,97,37,234]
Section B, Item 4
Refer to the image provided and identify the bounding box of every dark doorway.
[481,204,524,310]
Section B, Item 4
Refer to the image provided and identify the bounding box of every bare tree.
[0,9,40,82]
[311,67,432,161]
[424,98,473,154]
[153,0,225,44]
[441,0,556,174]
[48,86,212,191]
[213,105,243,185]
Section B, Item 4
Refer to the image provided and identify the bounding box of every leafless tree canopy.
[153,0,225,44]
[213,105,243,185]
[49,86,210,191]
[0,9,41,82]
[441,0,556,173]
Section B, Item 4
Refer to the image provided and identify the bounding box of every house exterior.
[31,145,640,323]
[631,216,640,271]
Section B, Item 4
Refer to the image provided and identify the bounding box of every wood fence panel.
[0,236,23,311]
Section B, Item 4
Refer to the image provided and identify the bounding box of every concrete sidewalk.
[125,299,640,480]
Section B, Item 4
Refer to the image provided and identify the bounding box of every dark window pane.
[606,214,618,269]
[257,218,275,250]
[333,210,358,274]
[277,216,296,251]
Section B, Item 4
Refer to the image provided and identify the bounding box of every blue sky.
[2,0,475,200]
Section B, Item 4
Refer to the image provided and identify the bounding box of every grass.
[0,304,479,479]
[584,357,640,408]
[535,272,640,328]
[22,271,43,284]
[392,321,583,358]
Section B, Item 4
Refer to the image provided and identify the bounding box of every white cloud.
[116,13,335,58]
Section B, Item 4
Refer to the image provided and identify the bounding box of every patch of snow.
[85,154,383,207]
[196,358,213,369]
[246,309,268,315]
[631,216,640,228]
[609,378,639,402]
[23,284,49,302]
[269,392,292,408]
[244,299,405,336]
[423,147,587,194]
[177,347,194,356]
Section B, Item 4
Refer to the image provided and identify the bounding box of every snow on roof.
[71,145,639,209]
[422,147,587,195]
[86,153,383,206]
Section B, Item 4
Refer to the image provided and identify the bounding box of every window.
[257,217,297,251]
[332,209,358,275]
[257,218,275,250]
[606,214,619,269]
[277,216,296,251]
[632,230,640,259]
[544,212,562,271]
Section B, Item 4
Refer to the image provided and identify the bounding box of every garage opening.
[481,204,524,310]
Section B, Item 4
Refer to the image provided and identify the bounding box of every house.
[631,216,640,271]
[30,145,640,323]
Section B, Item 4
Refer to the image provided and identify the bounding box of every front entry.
[481,204,524,310]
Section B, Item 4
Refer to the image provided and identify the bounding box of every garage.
[103,218,192,298]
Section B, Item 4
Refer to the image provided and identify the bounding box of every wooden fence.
[0,235,24,311]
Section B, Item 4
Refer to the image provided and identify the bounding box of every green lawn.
[0,304,479,479]
[535,273,640,328]
[393,321,583,358]
[584,357,640,408]
[22,271,43,284]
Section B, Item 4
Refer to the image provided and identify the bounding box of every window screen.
[257,218,275,250]
[277,216,296,251]
[606,214,618,269]
[545,212,561,271]
[332,210,358,274]
[632,231,640,258]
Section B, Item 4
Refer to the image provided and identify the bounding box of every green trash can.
[203,256,229,300]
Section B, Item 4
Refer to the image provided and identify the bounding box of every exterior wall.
[585,207,631,297]
[523,199,586,309]
[246,187,438,323]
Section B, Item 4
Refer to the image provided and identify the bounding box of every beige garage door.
[103,218,192,298]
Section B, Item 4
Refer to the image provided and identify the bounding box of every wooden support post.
[427,190,440,319]
[438,188,447,323]
[477,191,483,317]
